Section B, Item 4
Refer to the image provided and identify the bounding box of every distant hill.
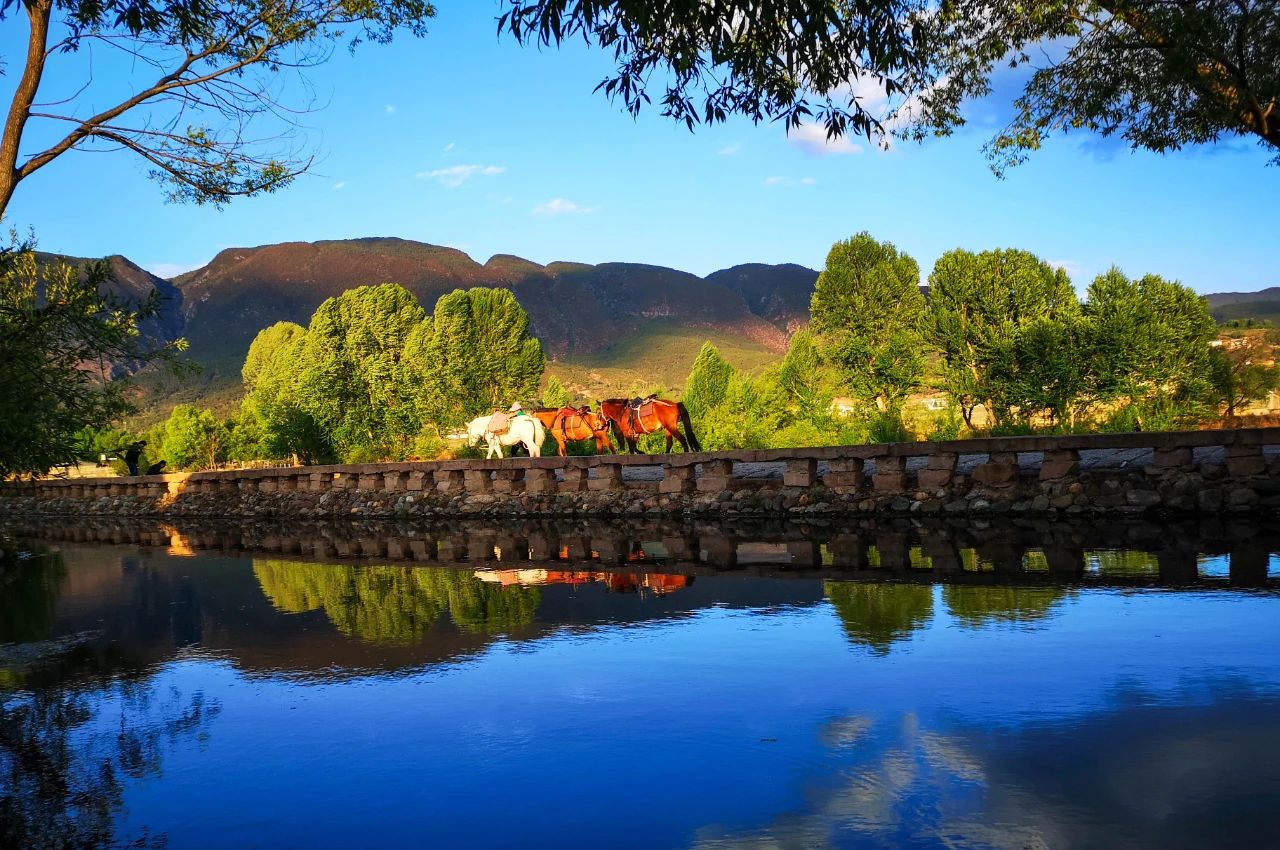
[37,252,184,376]
[172,238,804,377]
[705,263,817,333]
[1206,287,1280,326]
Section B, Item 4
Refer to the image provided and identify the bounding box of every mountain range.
[69,237,1279,418]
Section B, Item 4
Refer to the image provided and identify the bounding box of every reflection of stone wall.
[7,516,1278,590]
[3,429,1279,520]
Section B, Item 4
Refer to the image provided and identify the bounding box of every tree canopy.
[501,1,1280,171]
[927,248,1079,427]
[809,232,925,410]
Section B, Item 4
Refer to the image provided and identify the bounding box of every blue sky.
[1,3,1275,293]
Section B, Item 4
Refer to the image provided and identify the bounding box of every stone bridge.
[3,427,1279,519]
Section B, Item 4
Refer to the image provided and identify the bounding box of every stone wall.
[3,428,1279,520]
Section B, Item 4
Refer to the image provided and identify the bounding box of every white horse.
[465,414,547,459]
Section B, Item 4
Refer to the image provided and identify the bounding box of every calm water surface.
[2,520,1279,849]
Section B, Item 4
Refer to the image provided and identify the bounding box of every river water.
[2,518,1278,849]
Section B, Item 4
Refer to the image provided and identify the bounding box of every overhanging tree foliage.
[0,0,434,216]
[500,1,1280,171]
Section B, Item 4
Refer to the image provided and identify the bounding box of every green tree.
[0,0,433,216]
[502,2,1280,172]
[156,405,227,471]
[926,248,1080,428]
[1083,269,1218,427]
[682,342,734,421]
[241,324,332,464]
[411,288,545,428]
[543,375,574,408]
[294,284,427,459]
[1208,336,1280,416]
[810,233,926,411]
[1006,315,1091,427]
[0,246,184,478]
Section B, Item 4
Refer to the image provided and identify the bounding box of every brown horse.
[532,407,613,456]
[599,397,701,454]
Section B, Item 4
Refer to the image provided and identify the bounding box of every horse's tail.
[676,402,701,452]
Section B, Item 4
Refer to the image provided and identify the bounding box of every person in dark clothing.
[124,441,146,476]
[144,460,166,475]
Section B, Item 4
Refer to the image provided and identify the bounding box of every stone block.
[783,458,817,488]
[696,459,734,493]
[258,479,278,494]
[1039,449,1080,481]
[872,472,908,493]
[824,458,865,489]
[464,469,493,494]
[492,468,525,494]
[278,476,298,492]
[357,473,380,491]
[560,467,589,493]
[1226,445,1266,478]
[660,464,694,494]
[972,452,1018,487]
[1152,446,1193,470]
[524,468,555,494]
[926,452,958,471]
[406,471,427,491]
[382,471,406,491]
[434,469,464,494]
[588,464,623,492]
[917,468,954,489]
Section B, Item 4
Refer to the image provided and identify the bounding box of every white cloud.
[764,176,817,187]
[332,181,346,190]
[1047,259,1084,278]
[146,261,203,279]
[417,164,506,188]
[717,143,742,156]
[385,104,396,114]
[788,122,863,156]
[443,142,455,152]
[532,198,596,216]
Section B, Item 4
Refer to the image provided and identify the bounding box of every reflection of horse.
[465,415,546,459]
[531,407,613,456]
[599,398,701,454]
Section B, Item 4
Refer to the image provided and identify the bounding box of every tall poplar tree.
[810,233,925,410]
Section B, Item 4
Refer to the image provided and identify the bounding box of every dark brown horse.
[599,398,701,454]
[532,407,613,456]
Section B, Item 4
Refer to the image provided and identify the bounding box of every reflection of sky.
[96,586,1280,849]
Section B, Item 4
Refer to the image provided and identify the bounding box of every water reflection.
[3,518,1280,848]
[694,681,1280,850]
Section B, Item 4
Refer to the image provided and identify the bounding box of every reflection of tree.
[253,561,541,644]
[0,548,65,645]
[942,586,1073,629]
[0,681,219,849]
[823,582,934,655]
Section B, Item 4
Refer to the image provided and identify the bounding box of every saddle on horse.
[487,411,511,435]
[626,394,659,433]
